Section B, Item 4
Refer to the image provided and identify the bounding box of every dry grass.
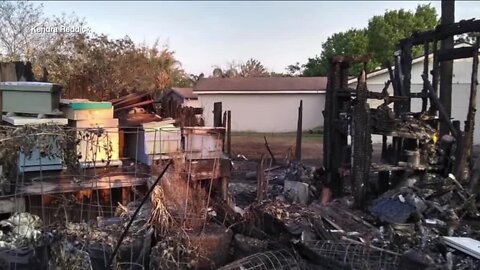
[150,159,210,233]
[231,132,323,166]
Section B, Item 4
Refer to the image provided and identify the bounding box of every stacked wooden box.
[0,82,67,173]
[61,99,121,167]
[125,120,181,166]
[2,115,68,173]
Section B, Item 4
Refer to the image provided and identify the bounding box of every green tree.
[298,4,437,77]
[367,4,437,66]
[239,58,268,77]
[210,58,269,78]
[302,29,376,76]
[286,62,303,76]
[0,1,44,59]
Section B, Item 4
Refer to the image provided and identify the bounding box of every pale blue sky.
[39,1,480,75]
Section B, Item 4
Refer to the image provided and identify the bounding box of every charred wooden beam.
[456,39,479,182]
[352,70,371,208]
[324,61,349,197]
[264,136,277,165]
[227,110,232,157]
[331,55,370,64]
[401,42,413,112]
[410,92,429,99]
[437,47,477,62]
[422,42,430,112]
[422,74,458,139]
[430,40,440,114]
[256,154,267,201]
[399,19,480,46]
[439,0,455,137]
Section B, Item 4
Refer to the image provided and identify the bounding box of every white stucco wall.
[198,93,325,132]
[350,55,480,144]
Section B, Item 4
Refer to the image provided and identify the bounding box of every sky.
[39,1,480,75]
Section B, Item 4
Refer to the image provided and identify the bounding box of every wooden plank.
[2,115,68,126]
[443,237,480,259]
[19,174,150,195]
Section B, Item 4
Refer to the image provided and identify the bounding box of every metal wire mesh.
[303,240,400,270]
[218,250,302,270]
[0,123,226,269]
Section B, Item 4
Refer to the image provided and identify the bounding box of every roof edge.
[195,90,326,95]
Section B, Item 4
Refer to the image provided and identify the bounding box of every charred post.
[457,39,479,182]
[213,102,222,127]
[295,100,303,161]
[422,42,430,112]
[227,110,232,157]
[439,0,455,136]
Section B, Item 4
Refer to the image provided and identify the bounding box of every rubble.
[0,19,478,270]
[218,250,302,270]
[284,180,310,205]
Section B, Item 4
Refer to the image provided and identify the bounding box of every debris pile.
[224,154,480,270]
[149,160,233,269]
[0,213,49,269]
[49,201,152,269]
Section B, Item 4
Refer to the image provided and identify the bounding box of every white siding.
[350,56,480,144]
[198,93,325,132]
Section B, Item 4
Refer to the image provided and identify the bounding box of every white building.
[349,43,480,144]
[193,77,326,132]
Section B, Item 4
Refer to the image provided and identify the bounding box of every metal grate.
[304,240,400,270]
[218,250,301,270]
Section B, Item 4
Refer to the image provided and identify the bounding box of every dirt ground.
[230,132,322,167]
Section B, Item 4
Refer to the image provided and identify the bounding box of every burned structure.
[0,14,480,270]
[323,19,480,207]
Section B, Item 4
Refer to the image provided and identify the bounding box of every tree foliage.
[0,1,190,100]
[239,58,268,77]
[298,4,438,77]
[210,58,269,78]
[367,4,437,66]
[0,1,45,59]
[285,62,303,76]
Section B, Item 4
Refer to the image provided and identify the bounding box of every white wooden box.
[2,115,67,173]
[183,127,225,159]
[126,123,181,165]
[63,107,114,121]
[76,127,120,165]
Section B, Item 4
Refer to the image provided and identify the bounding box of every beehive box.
[0,82,62,115]
[126,122,181,165]
[71,119,120,166]
[1,115,68,173]
[76,127,120,165]
[183,127,225,159]
[60,99,113,120]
